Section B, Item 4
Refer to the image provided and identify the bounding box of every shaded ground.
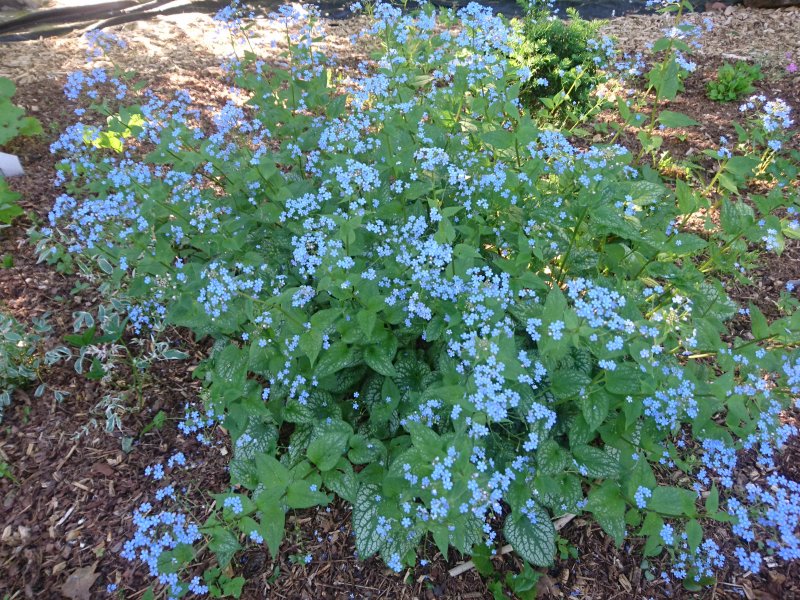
[1,6,800,600]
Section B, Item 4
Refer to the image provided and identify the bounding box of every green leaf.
[579,389,610,431]
[307,426,351,472]
[539,288,570,361]
[322,461,359,503]
[705,485,719,515]
[626,459,657,500]
[406,420,442,457]
[685,519,703,553]
[655,57,680,101]
[658,110,699,128]
[534,473,584,513]
[314,342,361,378]
[356,309,378,338]
[0,76,16,98]
[64,326,97,348]
[503,503,556,567]
[299,329,323,366]
[208,526,241,568]
[0,180,22,224]
[572,444,620,478]
[720,198,754,234]
[648,486,698,517]
[536,439,570,475]
[284,389,340,424]
[213,343,248,389]
[550,368,591,400]
[348,435,385,464]
[724,155,758,180]
[18,116,42,137]
[255,454,291,492]
[253,495,285,558]
[586,482,626,545]
[286,480,330,509]
[228,417,278,488]
[364,340,398,377]
[393,351,434,397]
[353,483,383,559]
[749,304,769,340]
[222,576,245,597]
[606,363,641,396]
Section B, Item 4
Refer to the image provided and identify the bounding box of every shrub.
[513,5,611,117]
[43,1,800,596]
[0,76,42,227]
[706,60,763,102]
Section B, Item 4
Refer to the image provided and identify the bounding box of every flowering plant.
[42,0,800,596]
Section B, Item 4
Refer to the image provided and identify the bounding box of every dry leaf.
[91,462,114,477]
[536,573,563,598]
[61,562,99,600]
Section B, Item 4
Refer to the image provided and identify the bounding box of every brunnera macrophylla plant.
[40,0,800,595]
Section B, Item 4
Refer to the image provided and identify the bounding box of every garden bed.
[1,3,799,600]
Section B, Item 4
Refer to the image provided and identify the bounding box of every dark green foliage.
[514,8,606,114]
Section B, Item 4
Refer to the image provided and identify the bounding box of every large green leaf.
[572,444,620,479]
[657,110,699,128]
[503,503,556,567]
[322,461,359,503]
[720,198,754,235]
[285,480,330,509]
[213,343,249,389]
[394,351,434,397]
[307,423,352,471]
[252,496,285,558]
[579,389,610,431]
[605,363,641,395]
[364,338,398,376]
[534,473,584,513]
[208,526,241,568]
[586,482,626,545]
[536,438,570,475]
[283,389,340,424]
[314,342,362,378]
[648,486,698,517]
[229,417,278,488]
[550,368,591,400]
[255,454,291,493]
[353,483,384,559]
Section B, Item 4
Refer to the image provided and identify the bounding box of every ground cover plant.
[0,312,47,423]
[706,60,763,102]
[34,0,800,597]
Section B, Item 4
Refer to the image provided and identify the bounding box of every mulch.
[1,6,800,600]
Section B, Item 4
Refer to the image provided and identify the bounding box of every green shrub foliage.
[515,6,609,114]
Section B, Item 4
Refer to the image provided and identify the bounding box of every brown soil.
[1,6,799,600]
